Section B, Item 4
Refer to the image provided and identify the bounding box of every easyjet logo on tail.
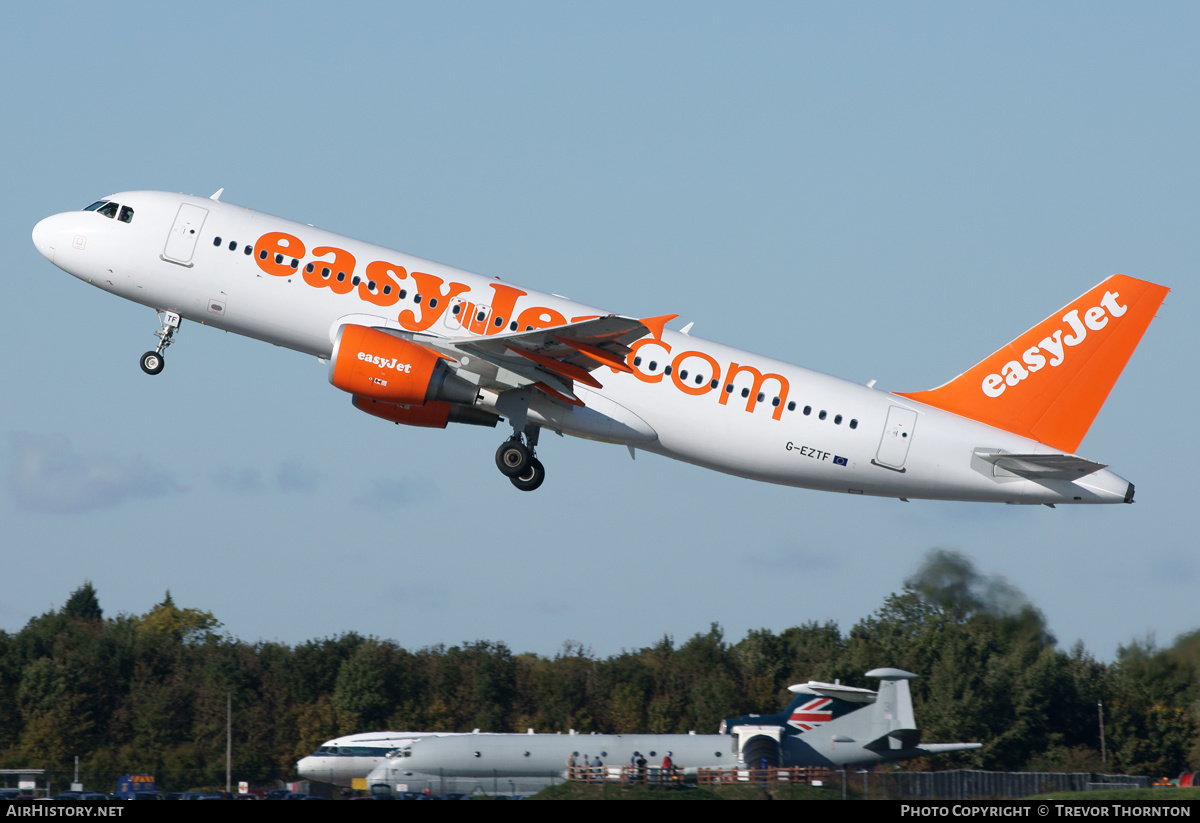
[899,274,1169,453]
[981,290,1128,398]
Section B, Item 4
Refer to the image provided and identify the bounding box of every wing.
[406,315,669,407]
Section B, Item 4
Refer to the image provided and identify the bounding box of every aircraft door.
[162,203,208,265]
[875,406,917,470]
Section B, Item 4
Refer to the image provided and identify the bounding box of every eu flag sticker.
[833,455,848,466]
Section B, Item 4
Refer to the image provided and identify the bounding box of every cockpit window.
[82,200,132,222]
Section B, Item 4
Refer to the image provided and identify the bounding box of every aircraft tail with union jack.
[719,668,981,768]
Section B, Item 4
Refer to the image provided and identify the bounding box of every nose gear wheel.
[140,310,181,376]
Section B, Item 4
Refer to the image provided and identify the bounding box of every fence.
[871,770,1150,800]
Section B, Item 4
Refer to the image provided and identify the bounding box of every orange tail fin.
[897,274,1168,453]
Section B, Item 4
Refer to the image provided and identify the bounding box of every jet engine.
[329,325,477,407]
[352,396,499,429]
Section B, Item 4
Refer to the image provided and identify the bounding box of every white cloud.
[352,478,427,509]
[7,432,184,514]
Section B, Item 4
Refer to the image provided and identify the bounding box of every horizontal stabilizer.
[976,451,1107,480]
[917,743,984,755]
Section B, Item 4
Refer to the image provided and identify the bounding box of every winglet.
[898,275,1168,453]
[639,313,678,342]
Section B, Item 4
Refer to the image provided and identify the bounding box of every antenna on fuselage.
[209,188,224,202]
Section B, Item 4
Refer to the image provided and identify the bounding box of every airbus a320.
[32,191,1168,503]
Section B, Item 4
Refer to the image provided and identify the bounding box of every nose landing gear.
[140,311,181,375]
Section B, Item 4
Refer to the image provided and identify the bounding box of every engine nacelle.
[352,396,500,429]
[329,325,477,406]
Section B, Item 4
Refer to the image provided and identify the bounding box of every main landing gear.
[495,426,545,492]
[140,310,181,375]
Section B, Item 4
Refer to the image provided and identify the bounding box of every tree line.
[1,550,1195,792]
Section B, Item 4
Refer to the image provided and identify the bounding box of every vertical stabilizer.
[863,667,920,750]
[898,275,1168,453]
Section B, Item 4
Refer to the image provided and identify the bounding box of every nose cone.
[32,216,57,263]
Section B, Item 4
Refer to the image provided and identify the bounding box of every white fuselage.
[368,732,734,795]
[32,191,1134,504]
[296,731,461,787]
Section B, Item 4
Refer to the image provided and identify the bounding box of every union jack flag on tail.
[787,697,833,731]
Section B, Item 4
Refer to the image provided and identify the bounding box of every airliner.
[296,731,462,787]
[364,669,978,796]
[32,190,1168,501]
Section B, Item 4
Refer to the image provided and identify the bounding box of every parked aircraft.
[363,668,980,795]
[296,731,463,787]
[32,191,1167,500]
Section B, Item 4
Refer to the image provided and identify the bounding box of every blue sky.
[1,2,1195,663]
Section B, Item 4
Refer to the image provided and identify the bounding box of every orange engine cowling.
[329,325,477,406]
[353,397,454,428]
[353,396,500,429]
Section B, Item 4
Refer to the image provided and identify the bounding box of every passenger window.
[228,240,237,251]
[849,419,858,429]
[213,237,222,247]
[118,206,134,223]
